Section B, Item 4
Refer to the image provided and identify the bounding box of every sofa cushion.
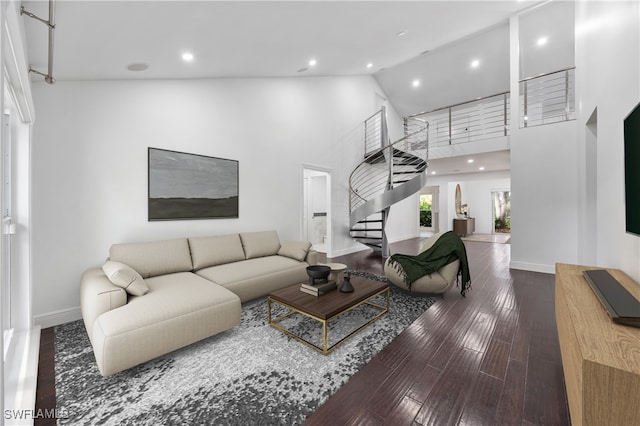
[240,230,281,259]
[109,238,192,278]
[278,240,312,262]
[97,272,240,335]
[195,256,308,302]
[189,234,246,270]
[101,261,149,296]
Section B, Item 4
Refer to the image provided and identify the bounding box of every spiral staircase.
[349,108,429,256]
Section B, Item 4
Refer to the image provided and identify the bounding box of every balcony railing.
[520,67,575,128]
[405,92,510,148]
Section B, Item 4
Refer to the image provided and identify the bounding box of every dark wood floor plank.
[480,338,510,380]
[523,356,570,426]
[460,311,498,353]
[414,347,483,426]
[305,356,394,426]
[35,327,56,426]
[494,358,527,426]
[342,407,384,426]
[457,372,503,426]
[383,395,423,426]
[509,317,531,363]
[366,358,429,419]
[492,305,519,343]
[406,365,441,403]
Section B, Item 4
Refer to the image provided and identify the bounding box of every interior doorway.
[302,166,331,255]
[419,194,433,228]
[492,191,511,234]
[419,186,439,236]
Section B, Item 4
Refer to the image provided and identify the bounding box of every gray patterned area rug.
[54,271,435,425]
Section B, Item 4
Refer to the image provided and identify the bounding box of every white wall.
[575,0,640,281]
[510,120,579,272]
[386,192,420,243]
[31,76,386,325]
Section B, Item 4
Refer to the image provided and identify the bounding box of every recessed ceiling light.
[467,159,474,163]
[182,52,194,62]
[308,59,317,67]
[396,30,408,37]
[537,36,549,46]
[479,166,486,171]
[127,63,148,72]
[366,63,373,69]
[412,79,421,88]
[431,171,437,175]
[470,59,480,69]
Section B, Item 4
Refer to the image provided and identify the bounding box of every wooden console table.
[555,263,640,425]
[453,218,474,236]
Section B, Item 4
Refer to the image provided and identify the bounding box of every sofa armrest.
[305,249,318,265]
[80,267,127,343]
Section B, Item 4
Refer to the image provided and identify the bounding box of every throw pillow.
[278,240,312,262]
[240,230,281,259]
[102,260,149,296]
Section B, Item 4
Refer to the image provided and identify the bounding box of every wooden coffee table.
[267,275,389,354]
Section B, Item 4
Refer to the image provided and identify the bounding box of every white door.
[302,167,331,255]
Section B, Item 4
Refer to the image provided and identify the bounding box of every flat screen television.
[624,101,640,236]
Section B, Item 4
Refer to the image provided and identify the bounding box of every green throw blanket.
[387,231,471,296]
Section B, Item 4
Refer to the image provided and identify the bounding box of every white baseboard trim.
[388,233,420,244]
[330,244,370,258]
[509,261,555,274]
[34,307,82,329]
[4,326,41,426]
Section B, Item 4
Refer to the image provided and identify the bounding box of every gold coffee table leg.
[322,320,328,353]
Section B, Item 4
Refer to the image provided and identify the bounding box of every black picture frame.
[148,147,239,221]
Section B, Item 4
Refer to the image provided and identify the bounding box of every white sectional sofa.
[80,230,317,376]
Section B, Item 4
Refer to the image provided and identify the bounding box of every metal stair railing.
[350,121,428,216]
[363,106,388,157]
[349,121,429,228]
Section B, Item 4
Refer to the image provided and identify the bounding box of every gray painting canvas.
[148,148,238,220]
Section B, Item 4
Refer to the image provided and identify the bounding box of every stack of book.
[300,281,337,296]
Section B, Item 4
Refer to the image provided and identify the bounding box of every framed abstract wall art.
[148,147,239,220]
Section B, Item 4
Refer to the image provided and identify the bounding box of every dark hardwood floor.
[34,238,570,426]
[305,238,570,426]
[35,326,56,426]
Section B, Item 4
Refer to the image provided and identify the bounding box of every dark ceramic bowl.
[306,265,331,284]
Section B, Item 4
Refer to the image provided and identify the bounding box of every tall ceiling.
[22,1,541,82]
[22,0,573,175]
